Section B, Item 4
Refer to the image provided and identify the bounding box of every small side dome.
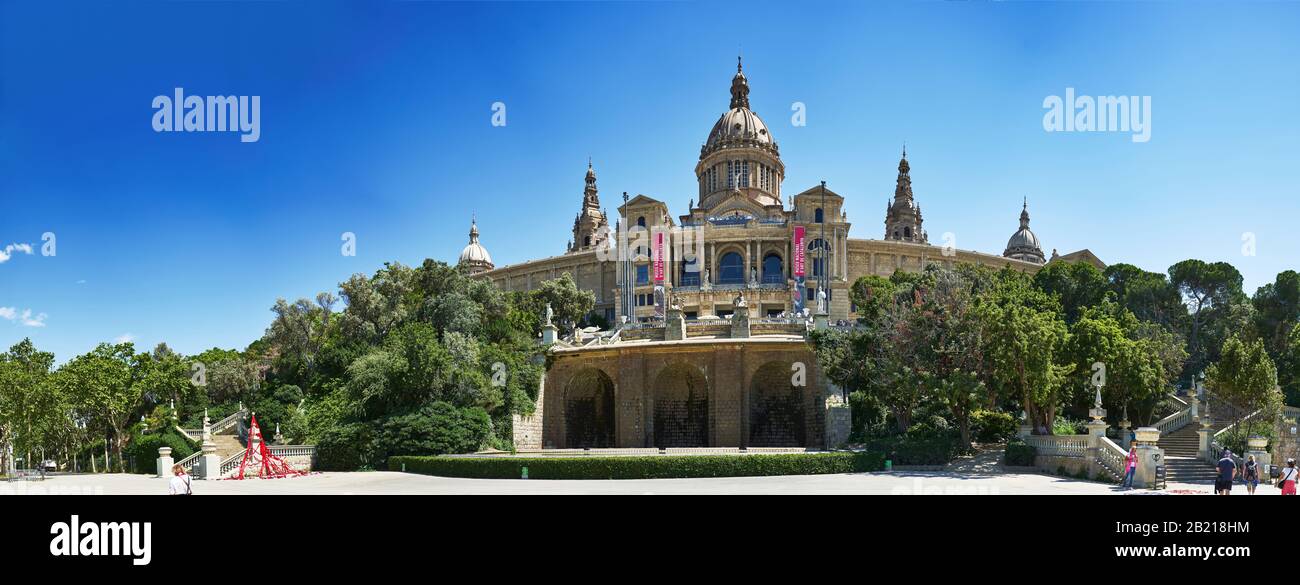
[458,218,494,273]
[1003,199,1045,264]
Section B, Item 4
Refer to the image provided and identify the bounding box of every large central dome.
[701,59,776,158]
[695,58,784,211]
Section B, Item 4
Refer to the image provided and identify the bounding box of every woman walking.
[1280,459,1297,496]
[1243,455,1259,495]
[169,464,193,495]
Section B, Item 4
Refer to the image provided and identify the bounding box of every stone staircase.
[1157,390,1246,484]
[1158,424,1216,483]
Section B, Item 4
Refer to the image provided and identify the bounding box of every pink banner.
[793,226,806,277]
[652,231,665,282]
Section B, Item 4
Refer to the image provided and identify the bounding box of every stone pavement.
[0,470,1183,495]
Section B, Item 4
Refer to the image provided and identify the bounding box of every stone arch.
[651,362,710,447]
[749,361,805,447]
[564,367,615,448]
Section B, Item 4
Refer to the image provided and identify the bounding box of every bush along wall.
[389,451,885,480]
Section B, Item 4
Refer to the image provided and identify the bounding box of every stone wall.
[544,338,828,449]
[511,374,545,451]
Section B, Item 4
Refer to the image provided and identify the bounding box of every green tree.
[1104,263,1186,330]
[1169,259,1247,381]
[56,342,143,471]
[1032,260,1107,324]
[976,279,1071,433]
[1205,335,1282,437]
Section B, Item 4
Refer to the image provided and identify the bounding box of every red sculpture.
[227,414,308,480]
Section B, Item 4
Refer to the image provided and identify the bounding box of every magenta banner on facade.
[793,226,806,277]
[652,231,666,282]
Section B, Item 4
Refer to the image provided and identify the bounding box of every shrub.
[126,431,196,474]
[1004,439,1037,466]
[1052,416,1086,436]
[315,422,379,471]
[376,402,491,461]
[389,451,885,480]
[971,409,1017,444]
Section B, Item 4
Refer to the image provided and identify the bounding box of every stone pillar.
[198,413,220,480]
[1017,411,1032,438]
[665,307,685,341]
[731,305,750,338]
[1085,419,1109,479]
[156,447,174,478]
[1133,427,1163,489]
[1189,393,1200,422]
[1246,435,1271,475]
[813,312,828,330]
[541,323,558,345]
[1197,424,1213,461]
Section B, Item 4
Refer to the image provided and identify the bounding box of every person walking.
[168,464,192,495]
[1215,450,1238,495]
[1121,441,1139,490]
[1243,454,1259,495]
[1280,459,1297,496]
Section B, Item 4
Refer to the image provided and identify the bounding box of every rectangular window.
[741,161,750,187]
[636,264,649,285]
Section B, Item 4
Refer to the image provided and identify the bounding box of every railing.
[1154,405,1194,435]
[218,451,246,477]
[1205,404,1265,465]
[268,445,316,459]
[1021,434,1089,458]
[1096,437,1128,481]
[176,450,202,474]
[210,409,246,435]
[177,428,203,442]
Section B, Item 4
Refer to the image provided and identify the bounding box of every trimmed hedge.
[859,436,960,465]
[389,451,886,480]
[1004,440,1037,466]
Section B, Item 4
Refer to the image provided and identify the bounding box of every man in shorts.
[1215,450,1237,495]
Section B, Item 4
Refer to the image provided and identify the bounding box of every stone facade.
[542,332,830,449]
[460,59,1089,324]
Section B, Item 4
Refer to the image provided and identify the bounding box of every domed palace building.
[456,60,1101,450]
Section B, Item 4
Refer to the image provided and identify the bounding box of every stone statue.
[816,287,828,314]
[750,266,758,284]
[544,302,554,327]
[734,291,747,308]
[702,268,711,290]
[670,294,682,311]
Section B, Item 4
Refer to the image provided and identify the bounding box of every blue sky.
[2,1,1298,362]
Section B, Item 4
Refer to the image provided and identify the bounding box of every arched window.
[762,253,783,284]
[814,208,824,223]
[583,235,591,247]
[808,239,830,278]
[904,226,912,238]
[680,256,701,286]
[718,252,745,285]
[637,216,646,228]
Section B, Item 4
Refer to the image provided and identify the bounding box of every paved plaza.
[1,470,1273,495]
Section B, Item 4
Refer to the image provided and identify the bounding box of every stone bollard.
[157,447,174,478]
[665,308,685,341]
[1134,427,1164,489]
[1246,435,1271,475]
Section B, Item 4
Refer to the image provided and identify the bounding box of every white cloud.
[2,307,48,327]
[114,333,134,343]
[0,243,34,264]
[19,309,46,328]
